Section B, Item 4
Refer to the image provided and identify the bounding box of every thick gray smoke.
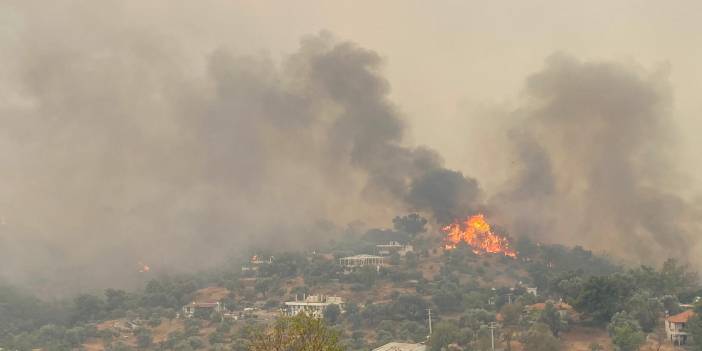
[492,54,702,265]
[2,3,700,296]
[306,42,481,223]
[0,18,478,294]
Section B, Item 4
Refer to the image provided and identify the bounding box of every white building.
[376,241,414,256]
[182,301,225,318]
[284,295,344,318]
[339,254,384,268]
[373,342,426,351]
[241,254,273,272]
[665,310,695,345]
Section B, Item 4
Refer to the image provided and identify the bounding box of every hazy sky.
[122,0,702,190]
[2,1,702,294]
[4,0,702,188]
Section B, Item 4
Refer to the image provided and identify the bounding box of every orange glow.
[441,214,517,258]
[138,262,150,273]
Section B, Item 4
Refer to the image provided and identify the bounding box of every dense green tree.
[249,313,343,351]
[624,292,662,332]
[64,326,88,347]
[687,309,702,351]
[255,277,279,298]
[147,315,161,327]
[37,324,66,345]
[405,252,419,269]
[392,213,428,239]
[396,320,428,342]
[429,321,461,351]
[392,294,430,322]
[554,274,584,304]
[72,294,105,323]
[661,295,682,315]
[432,289,463,313]
[575,274,634,324]
[192,307,212,320]
[350,330,366,349]
[187,336,204,349]
[344,302,359,317]
[524,323,560,351]
[104,289,129,312]
[352,266,378,289]
[629,266,663,295]
[184,319,201,337]
[659,259,698,295]
[324,304,341,325]
[459,309,494,331]
[514,236,539,259]
[539,302,565,336]
[499,303,522,327]
[135,327,152,349]
[499,302,522,351]
[607,312,645,351]
[259,253,309,278]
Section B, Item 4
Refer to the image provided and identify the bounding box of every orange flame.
[138,262,150,273]
[441,214,517,257]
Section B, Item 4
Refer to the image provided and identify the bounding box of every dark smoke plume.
[0,20,478,294]
[306,41,481,222]
[2,2,700,295]
[492,54,701,265]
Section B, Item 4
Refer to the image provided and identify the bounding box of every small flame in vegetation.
[138,262,150,273]
[441,214,517,257]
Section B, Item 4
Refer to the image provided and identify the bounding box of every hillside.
[0,217,699,351]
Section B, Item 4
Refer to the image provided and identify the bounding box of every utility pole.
[488,322,497,351]
[427,308,433,337]
[507,293,513,305]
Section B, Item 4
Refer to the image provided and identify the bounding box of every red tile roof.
[667,310,695,323]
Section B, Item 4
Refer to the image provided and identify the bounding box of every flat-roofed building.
[376,241,414,256]
[284,295,344,319]
[339,254,384,268]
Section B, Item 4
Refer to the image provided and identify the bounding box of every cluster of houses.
[180,294,345,321]
[203,246,701,349]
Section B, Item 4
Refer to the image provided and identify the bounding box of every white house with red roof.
[665,310,695,345]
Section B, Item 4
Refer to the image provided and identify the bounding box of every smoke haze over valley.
[1,1,702,295]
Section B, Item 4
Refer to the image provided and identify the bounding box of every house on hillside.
[283,294,344,318]
[525,301,578,322]
[241,254,274,272]
[376,241,414,256]
[182,301,225,318]
[339,254,384,270]
[665,310,695,345]
[372,342,426,351]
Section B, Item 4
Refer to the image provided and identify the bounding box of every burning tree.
[441,214,517,257]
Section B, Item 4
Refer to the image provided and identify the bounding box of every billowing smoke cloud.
[305,41,481,222]
[0,7,478,293]
[492,53,702,265]
[2,3,700,296]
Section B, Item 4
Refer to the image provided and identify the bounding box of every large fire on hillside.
[441,214,517,258]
